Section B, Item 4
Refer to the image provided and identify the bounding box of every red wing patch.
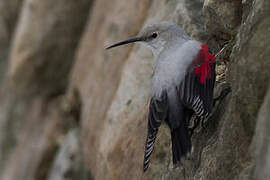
[194,44,216,84]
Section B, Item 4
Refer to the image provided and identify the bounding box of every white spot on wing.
[192,96,207,118]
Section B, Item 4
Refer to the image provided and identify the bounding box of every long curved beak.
[106,37,142,50]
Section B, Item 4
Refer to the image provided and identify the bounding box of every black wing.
[143,92,168,172]
[178,61,216,120]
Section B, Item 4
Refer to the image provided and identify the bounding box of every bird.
[106,21,216,172]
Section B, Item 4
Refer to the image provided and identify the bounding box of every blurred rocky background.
[0,0,269,179]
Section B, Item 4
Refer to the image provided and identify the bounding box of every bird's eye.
[151,32,158,39]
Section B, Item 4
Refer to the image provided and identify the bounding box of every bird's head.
[106,21,189,57]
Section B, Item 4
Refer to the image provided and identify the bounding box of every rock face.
[203,0,242,39]
[0,0,269,180]
[229,0,270,137]
[47,129,90,180]
[0,0,23,174]
[0,0,93,179]
[68,0,152,179]
[0,0,22,83]
[252,85,270,180]
[7,0,93,96]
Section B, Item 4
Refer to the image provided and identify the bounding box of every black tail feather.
[143,129,158,172]
[171,126,192,165]
[143,94,168,172]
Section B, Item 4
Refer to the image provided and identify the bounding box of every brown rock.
[229,0,270,137]
[252,85,270,180]
[203,0,242,39]
[0,0,269,179]
[0,0,22,83]
[0,0,93,179]
[0,0,23,174]
[47,129,90,180]
[192,0,270,179]
[7,0,93,96]
[68,0,152,179]
[1,97,66,180]
[72,0,213,179]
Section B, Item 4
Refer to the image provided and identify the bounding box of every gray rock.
[0,0,93,179]
[0,0,23,174]
[80,0,218,179]
[47,129,91,180]
[0,0,269,179]
[0,0,22,83]
[67,0,152,179]
[7,0,93,96]
[203,0,242,39]
[252,85,270,180]
[229,0,270,137]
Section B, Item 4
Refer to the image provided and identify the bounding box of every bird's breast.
[151,40,201,98]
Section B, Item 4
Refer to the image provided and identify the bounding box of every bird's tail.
[171,125,192,166]
[143,128,158,172]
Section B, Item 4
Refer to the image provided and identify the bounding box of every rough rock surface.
[68,0,152,179]
[0,0,93,179]
[229,0,270,137]
[47,129,91,180]
[7,0,93,96]
[251,85,270,180]
[90,0,217,179]
[0,0,22,83]
[0,0,269,180]
[203,0,242,39]
[0,0,23,174]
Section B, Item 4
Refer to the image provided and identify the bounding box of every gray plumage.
[106,21,216,172]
